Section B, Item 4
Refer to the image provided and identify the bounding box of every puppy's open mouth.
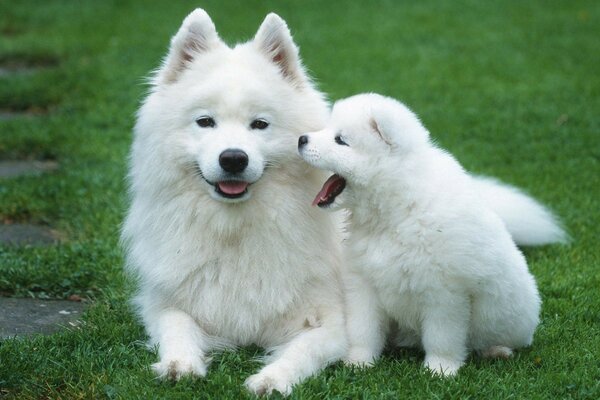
[313,174,346,207]
[216,181,249,199]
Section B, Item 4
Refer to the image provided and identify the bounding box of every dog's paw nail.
[344,358,374,368]
[245,371,292,397]
[152,358,207,380]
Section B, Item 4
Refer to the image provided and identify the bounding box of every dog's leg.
[150,308,209,380]
[244,312,346,396]
[421,293,470,377]
[344,271,387,366]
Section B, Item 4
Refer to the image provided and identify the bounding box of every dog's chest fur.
[172,245,305,344]
[346,199,448,329]
[127,179,338,346]
[165,228,320,341]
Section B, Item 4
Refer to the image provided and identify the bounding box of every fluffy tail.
[472,176,568,246]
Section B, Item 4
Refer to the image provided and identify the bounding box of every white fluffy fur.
[299,93,557,376]
[470,176,568,246]
[122,9,347,395]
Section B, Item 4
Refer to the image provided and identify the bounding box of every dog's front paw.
[245,368,293,397]
[424,355,463,377]
[152,357,207,381]
[344,346,377,368]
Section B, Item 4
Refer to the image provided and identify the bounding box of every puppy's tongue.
[217,181,249,195]
[313,174,346,207]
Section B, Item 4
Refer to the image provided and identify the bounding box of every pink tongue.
[217,181,249,195]
[312,174,345,206]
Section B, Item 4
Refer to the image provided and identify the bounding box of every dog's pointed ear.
[253,13,306,86]
[156,9,223,85]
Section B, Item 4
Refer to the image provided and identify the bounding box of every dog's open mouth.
[216,181,249,199]
[313,174,346,207]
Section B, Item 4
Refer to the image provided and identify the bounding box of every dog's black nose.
[219,149,249,173]
[298,135,308,148]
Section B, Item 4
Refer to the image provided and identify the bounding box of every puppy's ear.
[253,13,307,86]
[369,100,430,151]
[156,9,223,85]
[369,116,393,147]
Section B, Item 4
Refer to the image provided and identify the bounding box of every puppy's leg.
[344,271,387,366]
[245,312,347,396]
[149,308,209,380]
[421,294,470,377]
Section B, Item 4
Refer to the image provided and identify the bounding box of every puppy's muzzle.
[298,135,309,150]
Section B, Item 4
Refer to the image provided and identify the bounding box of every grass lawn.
[1,0,599,398]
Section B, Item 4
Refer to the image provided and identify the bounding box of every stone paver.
[0,57,57,77]
[0,223,62,246]
[0,160,58,178]
[0,108,48,120]
[0,297,86,339]
[0,66,39,77]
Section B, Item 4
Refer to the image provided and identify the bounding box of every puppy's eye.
[250,119,269,130]
[196,116,216,128]
[335,135,349,146]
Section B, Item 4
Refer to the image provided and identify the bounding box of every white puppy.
[299,93,563,376]
[122,9,347,395]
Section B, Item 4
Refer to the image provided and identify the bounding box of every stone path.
[0,297,86,339]
[0,52,76,338]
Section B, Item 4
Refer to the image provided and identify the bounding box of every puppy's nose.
[298,135,309,149]
[219,149,249,173]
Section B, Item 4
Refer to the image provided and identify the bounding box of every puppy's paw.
[480,345,513,359]
[245,368,293,397]
[152,357,207,381]
[424,355,463,377]
[344,346,377,368]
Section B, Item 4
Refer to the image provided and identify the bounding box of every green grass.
[0,0,598,398]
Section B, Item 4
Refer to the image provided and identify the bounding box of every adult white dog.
[121,9,347,395]
[298,93,566,376]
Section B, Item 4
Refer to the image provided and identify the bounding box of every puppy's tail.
[472,176,568,246]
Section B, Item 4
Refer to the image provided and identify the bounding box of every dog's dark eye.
[250,119,269,130]
[196,116,216,128]
[335,135,349,146]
